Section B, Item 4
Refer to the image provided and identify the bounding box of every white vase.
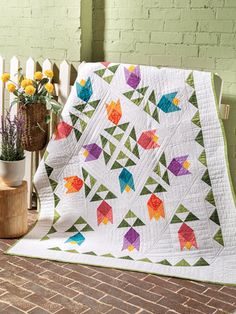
[0,158,25,187]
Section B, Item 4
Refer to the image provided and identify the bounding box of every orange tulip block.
[147,194,165,221]
[64,176,83,193]
[106,99,122,125]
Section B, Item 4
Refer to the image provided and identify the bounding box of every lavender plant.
[0,111,25,161]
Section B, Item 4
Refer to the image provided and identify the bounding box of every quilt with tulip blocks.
[7,62,236,284]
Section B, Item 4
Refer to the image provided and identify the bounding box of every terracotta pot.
[18,103,48,152]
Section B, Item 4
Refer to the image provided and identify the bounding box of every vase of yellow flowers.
[1,69,62,151]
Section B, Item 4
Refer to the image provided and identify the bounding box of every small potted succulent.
[0,111,25,186]
[1,69,62,151]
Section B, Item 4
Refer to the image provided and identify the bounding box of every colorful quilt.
[7,62,236,284]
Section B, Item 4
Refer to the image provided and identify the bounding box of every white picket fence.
[0,56,77,208]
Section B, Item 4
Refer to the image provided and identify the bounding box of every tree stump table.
[0,181,28,238]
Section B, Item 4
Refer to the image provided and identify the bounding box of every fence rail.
[0,56,78,208]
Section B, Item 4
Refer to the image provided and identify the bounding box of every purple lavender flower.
[0,110,25,161]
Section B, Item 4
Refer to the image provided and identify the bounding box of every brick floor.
[0,211,236,314]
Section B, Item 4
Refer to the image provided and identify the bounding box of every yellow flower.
[34,71,43,80]
[45,82,54,93]
[1,73,10,83]
[21,78,32,88]
[25,85,36,95]
[7,83,16,93]
[44,69,54,78]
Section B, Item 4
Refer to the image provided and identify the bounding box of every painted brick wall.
[93,0,236,96]
[0,0,82,64]
[93,0,236,188]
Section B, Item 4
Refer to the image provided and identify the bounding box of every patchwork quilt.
[7,62,236,284]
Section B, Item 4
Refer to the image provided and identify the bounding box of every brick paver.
[0,211,236,314]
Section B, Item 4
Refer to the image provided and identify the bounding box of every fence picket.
[42,59,55,137]
[9,56,19,115]
[25,57,36,209]
[42,58,52,73]
[26,57,35,79]
[58,60,71,105]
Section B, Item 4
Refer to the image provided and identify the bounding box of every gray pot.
[0,158,25,187]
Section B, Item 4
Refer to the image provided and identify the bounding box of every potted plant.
[1,69,62,151]
[0,111,25,186]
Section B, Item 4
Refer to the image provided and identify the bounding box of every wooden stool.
[0,181,28,238]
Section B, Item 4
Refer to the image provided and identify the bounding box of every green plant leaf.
[46,99,52,110]
[50,100,63,115]
[45,115,51,124]
[39,78,49,86]
[10,99,18,108]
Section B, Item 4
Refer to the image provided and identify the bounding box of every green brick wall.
[92,0,236,96]
[0,0,89,66]
[93,0,236,189]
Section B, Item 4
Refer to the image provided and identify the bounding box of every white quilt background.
[7,63,236,285]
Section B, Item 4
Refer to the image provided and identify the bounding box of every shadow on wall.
[222,95,236,191]
[92,0,105,61]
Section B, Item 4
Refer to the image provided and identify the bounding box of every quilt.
[7,62,236,284]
